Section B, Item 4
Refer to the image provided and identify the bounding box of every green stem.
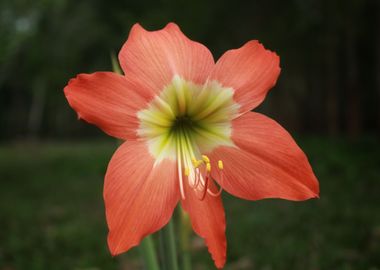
[139,235,160,270]
[110,51,122,75]
[179,208,192,270]
[160,220,179,270]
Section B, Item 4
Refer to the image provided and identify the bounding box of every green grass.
[0,137,379,270]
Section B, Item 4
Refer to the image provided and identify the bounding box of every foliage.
[0,0,379,139]
[0,137,379,269]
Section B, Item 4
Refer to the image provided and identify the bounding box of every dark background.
[0,0,379,269]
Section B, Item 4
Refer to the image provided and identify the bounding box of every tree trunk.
[325,33,340,136]
[376,1,380,135]
[344,25,360,138]
[27,78,47,139]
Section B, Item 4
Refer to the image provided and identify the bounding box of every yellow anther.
[218,160,224,170]
[191,158,197,164]
[191,159,197,167]
[206,162,211,172]
[184,167,190,176]
[192,159,202,168]
[202,155,210,163]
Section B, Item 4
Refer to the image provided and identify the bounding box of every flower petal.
[104,141,179,255]
[64,72,149,140]
[181,182,226,269]
[210,41,281,114]
[208,112,319,201]
[118,23,214,97]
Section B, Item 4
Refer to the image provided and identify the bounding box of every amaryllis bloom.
[64,23,319,268]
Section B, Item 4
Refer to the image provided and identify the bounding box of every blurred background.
[0,0,379,269]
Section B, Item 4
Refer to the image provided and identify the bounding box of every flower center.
[171,115,194,133]
[137,75,239,199]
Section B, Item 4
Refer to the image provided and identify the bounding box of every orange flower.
[64,23,319,269]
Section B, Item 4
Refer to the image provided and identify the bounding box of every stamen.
[199,174,209,200]
[183,155,225,200]
[174,119,225,201]
[206,162,211,172]
[218,160,224,170]
[206,159,224,197]
[202,155,210,163]
[176,136,186,200]
[207,171,224,197]
[188,167,200,189]
[194,168,201,188]
[184,167,190,176]
[192,158,202,168]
